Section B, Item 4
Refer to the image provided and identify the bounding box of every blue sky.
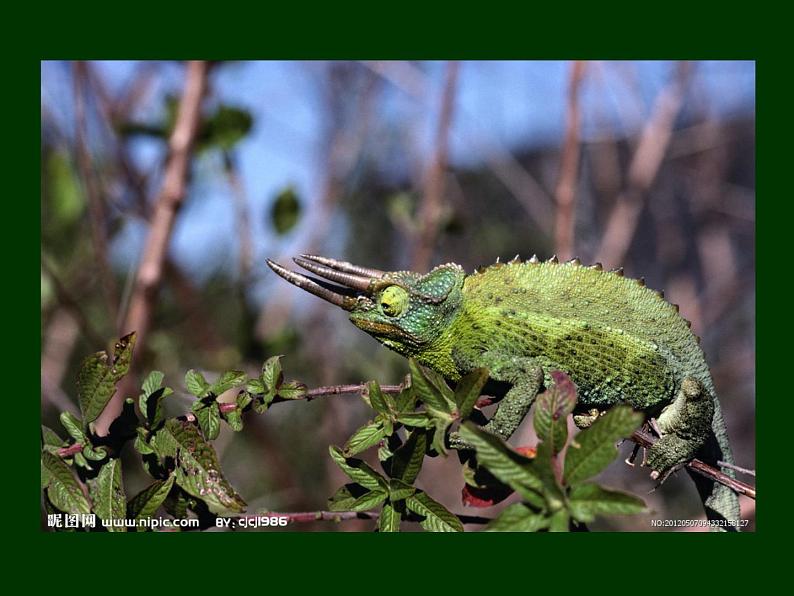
[41,61,755,303]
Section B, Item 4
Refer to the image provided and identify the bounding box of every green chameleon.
[267,254,741,530]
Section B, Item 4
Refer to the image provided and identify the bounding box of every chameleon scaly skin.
[268,255,741,530]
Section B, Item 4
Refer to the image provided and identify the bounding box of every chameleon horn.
[297,254,385,279]
[266,259,358,311]
[292,256,374,292]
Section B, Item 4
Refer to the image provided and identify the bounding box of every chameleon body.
[267,254,740,530]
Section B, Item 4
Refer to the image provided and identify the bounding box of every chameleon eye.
[379,286,409,317]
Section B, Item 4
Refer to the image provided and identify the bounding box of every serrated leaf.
[41,451,91,515]
[431,419,451,456]
[151,419,246,515]
[329,446,388,491]
[485,503,550,532]
[88,459,126,532]
[134,427,155,455]
[59,411,86,444]
[396,412,433,428]
[221,406,244,432]
[77,332,136,424]
[343,420,386,456]
[211,370,248,395]
[379,503,401,532]
[389,428,427,483]
[454,368,489,419]
[196,402,221,440]
[328,484,364,511]
[246,379,265,394]
[549,509,570,532]
[139,371,172,428]
[82,443,107,461]
[394,386,418,414]
[389,478,416,501]
[409,360,454,419]
[458,423,546,501]
[185,369,210,397]
[563,405,643,485]
[365,381,395,417]
[278,379,307,399]
[41,425,66,449]
[260,355,283,400]
[406,491,463,532]
[534,371,577,454]
[347,489,388,511]
[568,483,646,523]
[127,476,176,527]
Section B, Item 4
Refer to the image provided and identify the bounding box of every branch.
[94,61,209,437]
[553,61,586,261]
[629,428,755,500]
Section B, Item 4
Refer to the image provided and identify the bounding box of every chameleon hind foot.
[646,377,713,480]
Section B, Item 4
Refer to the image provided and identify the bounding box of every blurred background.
[40,60,755,531]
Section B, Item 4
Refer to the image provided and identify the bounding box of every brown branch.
[411,60,460,272]
[94,61,209,437]
[630,428,755,500]
[554,61,586,261]
[596,62,693,268]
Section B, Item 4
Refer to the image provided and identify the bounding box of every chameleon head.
[266,255,465,356]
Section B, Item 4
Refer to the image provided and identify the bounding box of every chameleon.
[267,254,741,530]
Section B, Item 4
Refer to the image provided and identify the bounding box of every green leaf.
[185,369,210,397]
[458,422,546,502]
[347,489,389,511]
[260,355,284,399]
[127,476,176,528]
[329,446,388,491]
[563,405,643,485]
[221,406,244,432]
[431,419,451,456]
[278,379,307,399]
[151,419,246,515]
[210,370,247,395]
[378,503,401,532]
[59,411,86,443]
[568,483,646,523]
[77,332,136,425]
[196,402,221,440]
[406,491,463,532]
[389,428,427,483]
[486,503,550,532]
[454,368,489,419]
[134,427,155,455]
[396,412,433,428]
[41,451,91,515]
[365,381,395,417]
[549,509,570,532]
[139,371,173,428]
[394,385,418,414]
[270,186,302,235]
[246,378,265,394]
[41,425,66,449]
[534,371,577,454]
[409,360,454,419]
[389,478,416,501]
[327,484,362,511]
[343,420,387,456]
[88,459,127,532]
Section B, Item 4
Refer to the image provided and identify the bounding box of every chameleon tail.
[687,399,742,531]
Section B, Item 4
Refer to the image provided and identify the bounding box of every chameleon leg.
[645,377,714,478]
[476,355,544,441]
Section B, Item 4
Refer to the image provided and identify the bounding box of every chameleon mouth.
[266,255,385,311]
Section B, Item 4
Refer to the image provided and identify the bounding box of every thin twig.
[554,61,586,261]
[717,460,756,477]
[94,61,209,437]
[596,62,693,268]
[412,60,460,272]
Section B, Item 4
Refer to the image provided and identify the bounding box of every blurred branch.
[553,61,586,260]
[222,151,254,294]
[412,61,460,272]
[95,61,209,437]
[596,62,693,268]
[73,61,119,320]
